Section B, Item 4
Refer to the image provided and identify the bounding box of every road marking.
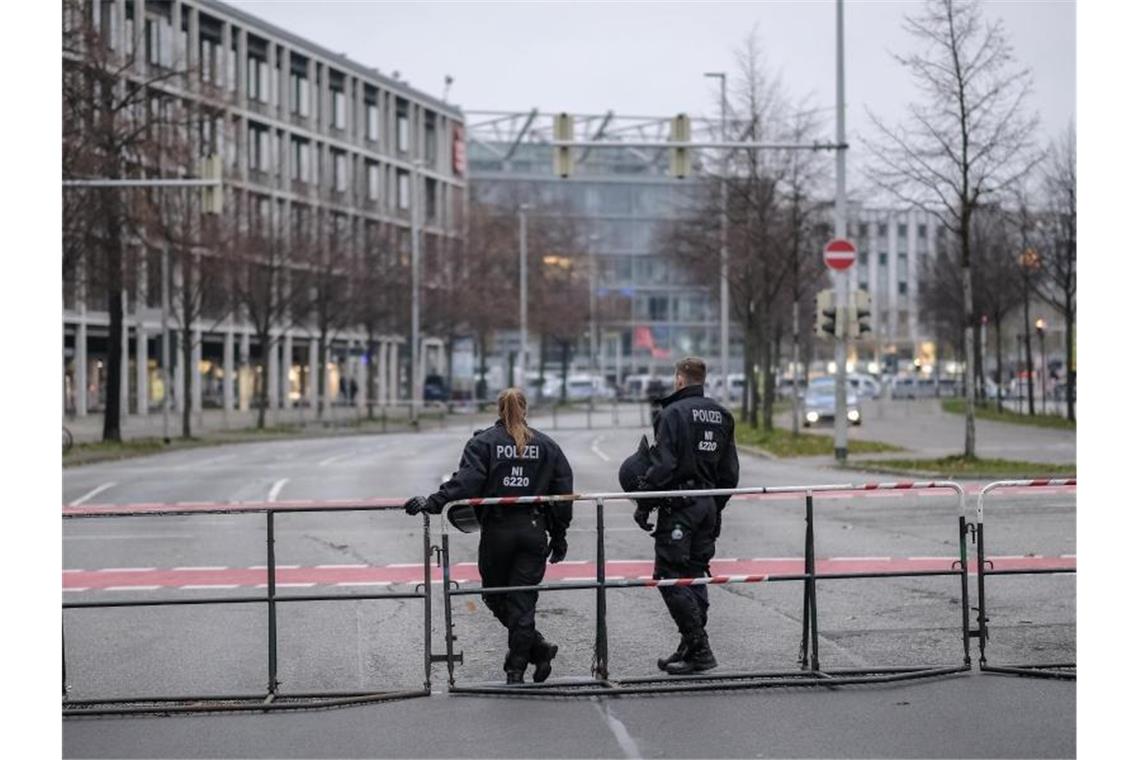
[596,699,641,759]
[96,567,155,572]
[175,453,237,471]
[104,585,161,591]
[64,534,194,541]
[388,563,423,568]
[277,582,315,588]
[63,588,88,593]
[318,451,361,467]
[267,479,289,502]
[180,584,239,590]
[590,436,612,462]
[250,564,299,570]
[173,566,228,571]
[336,581,392,587]
[832,556,891,562]
[316,564,369,569]
[69,482,117,507]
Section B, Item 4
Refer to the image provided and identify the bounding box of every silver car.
[801,378,862,427]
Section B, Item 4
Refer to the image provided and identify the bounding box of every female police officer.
[404,388,574,685]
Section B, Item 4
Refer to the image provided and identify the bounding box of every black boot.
[656,637,688,672]
[531,640,559,683]
[664,632,717,675]
[504,652,528,685]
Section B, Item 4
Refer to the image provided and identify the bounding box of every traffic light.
[553,112,574,178]
[814,289,838,338]
[199,153,223,214]
[850,289,872,339]
[668,113,691,179]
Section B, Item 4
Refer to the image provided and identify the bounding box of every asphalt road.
[62,411,1076,758]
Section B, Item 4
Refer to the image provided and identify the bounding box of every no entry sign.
[824,238,857,271]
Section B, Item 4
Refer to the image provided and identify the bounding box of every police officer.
[404,388,574,685]
[621,357,739,674]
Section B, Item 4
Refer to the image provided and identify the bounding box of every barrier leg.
[799,534,811,670]
[442,532,457,687]
[266,511,279,697]
[592,498,609,680]
[62,620,68,701]
[958,514,973,667]
[422,512,432,691]
[805,493,821,672]
[976,521,989,667]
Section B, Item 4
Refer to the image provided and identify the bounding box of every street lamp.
[704,71,729,394]
[518,204,530,390]
[1035,318,1047,413]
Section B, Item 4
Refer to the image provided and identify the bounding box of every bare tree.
[866,0,1041,458]
[969,205,1023,407]
[1034,124,1077,421]
[62,0,186,441]
[223,196,302,429]
[354,221,406,419]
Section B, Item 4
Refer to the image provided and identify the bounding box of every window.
[858,252,869,268]
[247,57,269,103]
[396,99,409,153]
[366,104,380,141]
[917,224,927,240]
[878,252,888,266]
[897,253,909,282]
[898,282,908,296]
[291,138,310,182]
[649,296,669,322]
[367,163,380,200]
[290,73,309,116]
[332,90,346,129]
[397,170,410,209]
[425,177,437,220]
[333,152,347,192]
[425,113,437,165]
[897,223,908,253]
[247,126,271,172]
[858,223,869,239]
[877,223,887,238]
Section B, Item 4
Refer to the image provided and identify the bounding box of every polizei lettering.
[496,443,541,460]
[691,408,723,424]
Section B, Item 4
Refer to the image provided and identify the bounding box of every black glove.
[404,496,428,516]
[547,534,568,564]
[633,505,655,533]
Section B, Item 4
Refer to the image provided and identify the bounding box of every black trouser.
[478,511,550,671]
[653,496,717,639]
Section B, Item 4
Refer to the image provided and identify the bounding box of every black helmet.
[619,435,666,510]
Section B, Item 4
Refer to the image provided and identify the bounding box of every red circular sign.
[824,238,857,271]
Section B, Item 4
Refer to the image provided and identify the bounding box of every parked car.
[801,377,862,427]
[847,373,882,400]
[423,374,449,402]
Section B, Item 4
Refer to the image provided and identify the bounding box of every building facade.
[466,111,727,387]
[63,0,465,422]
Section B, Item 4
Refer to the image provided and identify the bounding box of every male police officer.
[623,357,739,674]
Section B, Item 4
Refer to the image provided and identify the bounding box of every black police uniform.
[423,421,574,679]
[636,384,739,669]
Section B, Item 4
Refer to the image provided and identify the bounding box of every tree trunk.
[256,330,269,430]
[740,327,754,425]
[181,327,193,438]
[101,203,123,443]
[317,330,328,420]
[961,222,976,458]
[760,314,775,433]
[476,330,488,407]
[1064,292,1075,421]
[791,302,801,436]
[366,331,377,421]
[994,315,1004,409]
[559,340,570,404]
[1022,280,1035,416]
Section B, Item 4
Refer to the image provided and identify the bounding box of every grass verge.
[941,398,1075,430]
[735,425,904,458]
[855,454,1075,479]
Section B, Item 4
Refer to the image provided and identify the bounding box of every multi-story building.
[845,203,946,374]
[466,111,728,389]
[63,0,465,421]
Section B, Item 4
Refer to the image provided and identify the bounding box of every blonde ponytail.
[498,387,533,452]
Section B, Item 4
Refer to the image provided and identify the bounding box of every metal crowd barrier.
[438,481,973,697]
[61,498,434,716]
[974,479,1077,680]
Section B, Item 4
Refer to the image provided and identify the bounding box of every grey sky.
[229,0,1074,179]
